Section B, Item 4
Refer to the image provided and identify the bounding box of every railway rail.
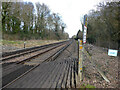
[1,39,113,88]
[1,41,70,69]
[1,39,74,88]
[1,40,68,63]
[2,41,67,58]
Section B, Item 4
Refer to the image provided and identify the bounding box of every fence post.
[24,42,26,48]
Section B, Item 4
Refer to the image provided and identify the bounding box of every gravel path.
[2,45,20,52]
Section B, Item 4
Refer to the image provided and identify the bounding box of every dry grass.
[2,39,65,49]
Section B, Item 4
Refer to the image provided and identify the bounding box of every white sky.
[25,0,105,37]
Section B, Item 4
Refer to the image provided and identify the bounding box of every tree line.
[77,1,119,49]
[2,2,69,40]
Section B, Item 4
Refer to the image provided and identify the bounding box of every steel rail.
[2,40,68,57]
[1,41,68,66]
[1,40,72,89]
[1,41,68,61]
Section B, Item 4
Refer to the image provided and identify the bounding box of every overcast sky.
[25,0,105,37]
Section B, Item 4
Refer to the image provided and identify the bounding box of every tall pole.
[83,14,88,79]
[78,39,83,81]
[78,14,88,81]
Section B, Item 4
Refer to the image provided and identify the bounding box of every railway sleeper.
[50,62,66,88]
[39,61,59,87]
[61,61,69,88]
[24,62,52,88]
[45,61,63,88]
[31,62,57,88]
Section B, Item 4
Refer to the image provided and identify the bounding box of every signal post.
[78,14,87,81]
[78,39,83,81]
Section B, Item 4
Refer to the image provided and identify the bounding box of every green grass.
[81,84,96,88]
[2,40,24,45]
[85,84,95,88]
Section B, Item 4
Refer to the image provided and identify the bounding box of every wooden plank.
[6,62,47,88]
[56,60,69,88]
[32,62,57,88]
[46,62,62,88]
[26,62,52,88]
[66,64,71,88]
[50,62,65,88]
[41,61,61,88]
[61,61,69,88]
[71,65,75,88]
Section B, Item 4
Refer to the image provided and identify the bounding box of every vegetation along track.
[2,41,70,86]
[1,39,72,88]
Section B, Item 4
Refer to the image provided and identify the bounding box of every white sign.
[84,32,86,36]
[108,49,118,56]
[83,25,87,43]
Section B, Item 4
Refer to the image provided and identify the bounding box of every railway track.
[1,40,69,86]
[2,39,75,88]
[1,41,69,71]
[1,41,67,63]
[2,41,67,58]
[1,39,113,88]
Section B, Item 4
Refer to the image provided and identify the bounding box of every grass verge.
[80,84,96,88]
